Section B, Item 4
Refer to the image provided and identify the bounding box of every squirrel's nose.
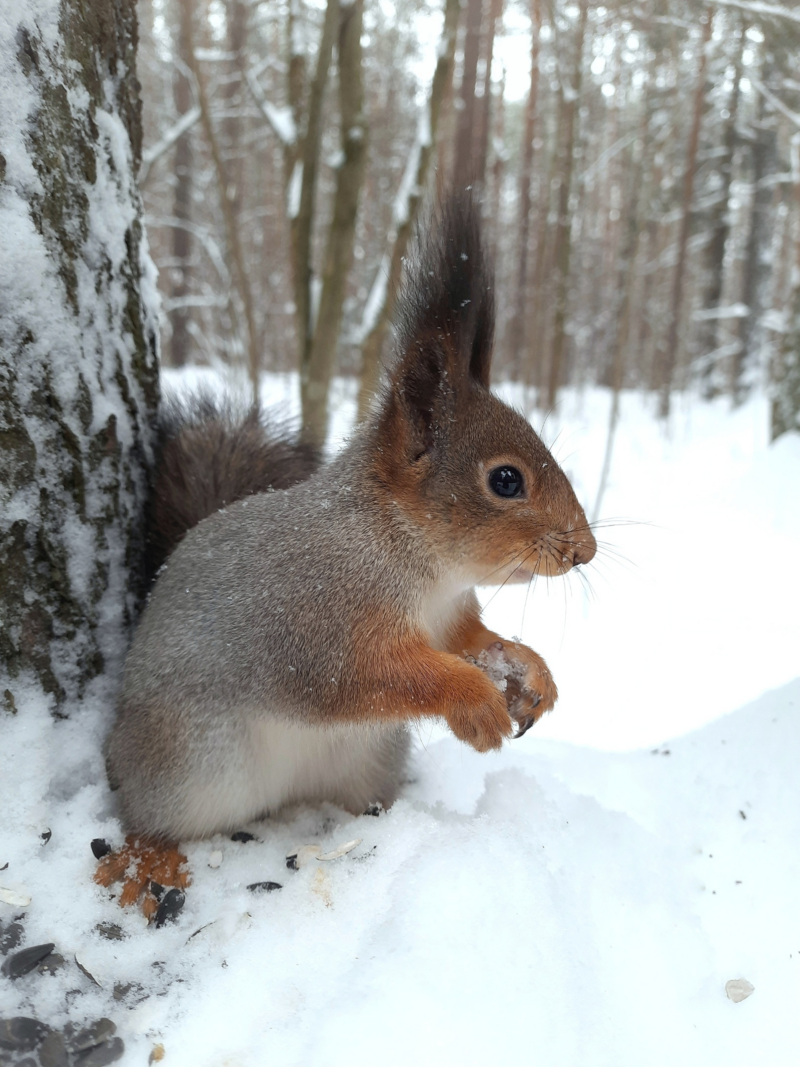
[572,534,597,567]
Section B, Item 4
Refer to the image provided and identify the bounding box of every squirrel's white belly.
[177,715,408,832]
[246,717,406,814]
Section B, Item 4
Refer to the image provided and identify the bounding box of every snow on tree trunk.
[0,0,160,713]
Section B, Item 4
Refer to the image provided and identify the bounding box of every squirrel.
[104,193,597,859]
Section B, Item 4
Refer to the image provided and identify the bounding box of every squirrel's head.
[372,192,596,586]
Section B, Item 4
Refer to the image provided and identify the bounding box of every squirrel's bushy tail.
[146,390,320,580]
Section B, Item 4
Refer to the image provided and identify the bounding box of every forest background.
[138,0,800,447]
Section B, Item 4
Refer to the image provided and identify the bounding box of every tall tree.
[545,0,588,410]
[507,0,542,377]
[301,0,368,446]
[657,9,713,418]
[169,0,195,368]
[452,0,484,188]
[0,0,160,711]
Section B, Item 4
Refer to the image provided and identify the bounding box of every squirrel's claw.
[94,834,190,919]
[512,710,537,739]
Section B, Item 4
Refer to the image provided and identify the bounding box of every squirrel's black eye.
[489,466,524,498]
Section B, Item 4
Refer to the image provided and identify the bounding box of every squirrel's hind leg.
[94,835,190,919]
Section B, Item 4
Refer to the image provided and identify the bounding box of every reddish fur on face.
[370,198,595,588]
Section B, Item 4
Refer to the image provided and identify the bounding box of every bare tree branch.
[140,104,201,185]
[713,0,800,27]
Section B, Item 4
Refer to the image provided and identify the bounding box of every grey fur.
[110,428,425,838]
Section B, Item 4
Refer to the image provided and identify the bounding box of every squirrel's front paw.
[444,687,513,753]
[472,641,558,738]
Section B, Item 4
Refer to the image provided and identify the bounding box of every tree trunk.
[474,0,504,189]
[452,0,484,188]
[0,0,160,712]
[771,133,800,440]
[292,0,339,377]
[301,0,368,446]
[657,9,712,418]
[545,0,588,411]
[169,0,195,368]
[507,0,542,378]
[698,24,743,393]
[734,99,778,404]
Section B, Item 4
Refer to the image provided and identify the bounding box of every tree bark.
[0,0,160,712]
[452,0,484,189]
[508,0,542,378]
[734,101,778,403]
[292,0,339,377]
[771,133,800,439]
[545,0,588,411]
[698,22,743,393]
[657,9,713,418]
[169,0,195,368]
[474,0,504,189]
[301,0,368,446]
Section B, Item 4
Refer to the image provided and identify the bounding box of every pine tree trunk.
[771,133,800,440]
[452,0,484,188]
[698,26,742,393]
[508,0,542,378]
[657,9,712,418]
[474,0,504,189]
[293,0,339,382]
[545,0,588,411]
[169,0,195,368]
[301,0,368,447]
[734,97,778,404]
[0,0,160,713]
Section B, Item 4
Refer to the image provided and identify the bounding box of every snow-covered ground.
[2,379,799,1066]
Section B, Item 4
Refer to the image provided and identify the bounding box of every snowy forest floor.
[2,378,799,1066]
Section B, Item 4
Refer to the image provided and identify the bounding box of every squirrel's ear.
[386,192,494,450]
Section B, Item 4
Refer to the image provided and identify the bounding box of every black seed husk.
[38,953,65,976]
[0,1016,51,1051]
[39,1030,69,1067]
[95,923,125,942]
[74,1037,125,1066]
[230,831,256,843]
[154,889,185,928]
[90,839,112,860]
[0,921,24,955]
[247,881,283,893]
[1,944,54,979]
[66,1018,116,1054]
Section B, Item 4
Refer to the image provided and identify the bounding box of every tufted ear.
[386,191,495,456]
